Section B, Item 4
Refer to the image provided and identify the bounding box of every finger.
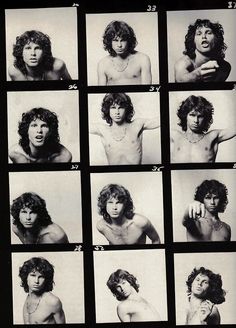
[200,203,205,217]
[189,205,193,219]
[201,68,217,75]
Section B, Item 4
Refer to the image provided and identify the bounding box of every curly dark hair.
[183,19,227,60]
[177,95,214,132]
[97,184,134,224]
[11,192,52,233]
[103,21,137,57]
[194,180,228,213]
[101,93,135,125]
[19,257,54,293]
[107,269,139,301]
[13,30,54,75]
[186,266,226,304]
[18,107,60,156]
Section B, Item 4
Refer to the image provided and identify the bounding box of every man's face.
[203,193,220,214]
[191,273,210,298]
[28,118,50,148]
[19,206,38,229]
[27,270,45,293]
[116,279,132,298]
[186,110,205,132]
[194,26,216,54]
[112,36,128,56]
[106,196,124,219]
[109,103,126,124]
[23,42,44,67]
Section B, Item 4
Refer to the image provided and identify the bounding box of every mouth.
[201,41,210,48]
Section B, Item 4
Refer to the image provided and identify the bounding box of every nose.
[26,212,31,220]
[210,197,215,205]
[37,126,42,133]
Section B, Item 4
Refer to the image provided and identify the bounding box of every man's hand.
[199,300,214,323]
[199,60,219,81]
[188,201,205,219]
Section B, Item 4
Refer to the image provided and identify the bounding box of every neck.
[110,215,127,226]
[25,65,43,78]
[184,130,205,143]
[189,293,204,306]
[205,211,219,221]
[194,50,212,66]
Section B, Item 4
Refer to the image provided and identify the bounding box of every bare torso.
[171,130,219,163]
[186,217,231,242]
[118,297,160,322]
[13,222,69,244]
[97,215,148,245]
[23,292,63,324]
[99,52,151,85]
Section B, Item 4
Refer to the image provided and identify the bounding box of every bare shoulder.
[96,218,107,232]
[98,55,111,68]
[8,65,24,80]
[222,221,231,231]
[171,129,182,140]
[39,223,68,243]
[52,58,66,71]
[54,144,72,162]
[44,292,62,309]
[134,51,151,65]
[9,144,29,163]
[133,213,149,227]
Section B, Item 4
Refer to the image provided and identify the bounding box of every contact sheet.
[0,0,235,327]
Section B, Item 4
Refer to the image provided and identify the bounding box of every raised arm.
[175,56,219,82]
[217,127,236,143]
[182,201,205,228]
[142,117,160,130]
[140,53,152,84]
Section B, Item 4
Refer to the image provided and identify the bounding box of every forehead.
[29,269,43,275]
[195,273,209,281]
[24,41,40,46]
[196,25,213,32]
[30,117,47,124]
[204,192,219,197]
[188,110,203,115]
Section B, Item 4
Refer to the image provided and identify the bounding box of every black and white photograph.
[12,251,84,324]
[86,12,159,85]
[174,252,236,325]
[169,90,236,163]
[167,9,236,82]
[88,92,161,165]
[5,7,78,81]
[171,169,236,242]
[94,249,167,323]
[90,171,164,245]
[7,90,80,164]
[9,171,82,244]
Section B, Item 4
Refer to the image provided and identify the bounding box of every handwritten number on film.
[147,5,157,11]
[228,1,236,8]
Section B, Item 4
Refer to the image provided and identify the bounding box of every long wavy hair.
[101,93,135,126]
[107,269,139,301]
[184,19,227,60]
[194,179,228,213]
[19,257,54,293]
[13,30,54,75]
[103,21,137,57]
[186,266,226,304]
[177,95,214,132]
[97,184,134,224]
[11,192,52,234]
[18,107,60,156]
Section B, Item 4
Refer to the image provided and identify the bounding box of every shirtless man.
[97,21,152,85]
[185,266,225,325]
[11,192,69,244]
[182,179,231,242]
[90,93,159,165]
[96,184,160,245]
[8,30,72,81]
[171,95,236,163]
[107,269,161,322]
[9,107,72,163]
[19,257,66,324]
[174,19,231,82]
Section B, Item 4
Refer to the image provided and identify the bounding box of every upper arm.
[217,128,236,143]
[174,56,200,82]
[140,215,160,244]
[97,59,107,85]
[39,230,69,244]
[142,117,160,130]
[52,298,66,324]
[54,58,72,80]
[117,304,130,322]
[207,305,220,325]
[140,54,152,84]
